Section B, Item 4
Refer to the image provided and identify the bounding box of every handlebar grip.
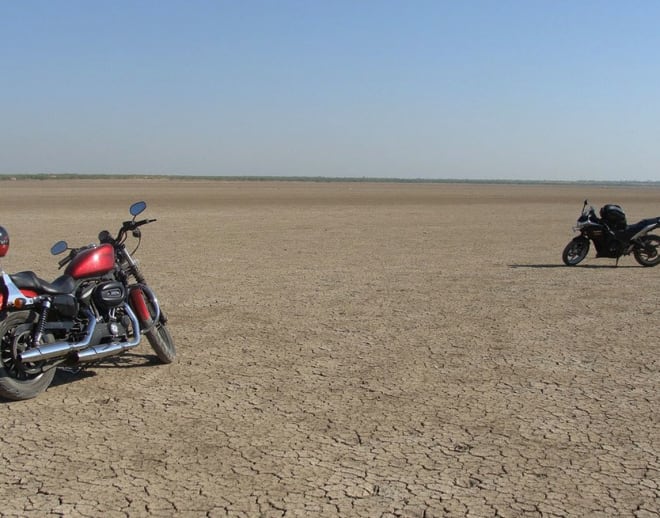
[135,218,157,226]
[120,217,157,234]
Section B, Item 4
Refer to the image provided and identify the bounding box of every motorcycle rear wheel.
[0,311,56,401]
[633,234,660,267]
[562,237,590,266]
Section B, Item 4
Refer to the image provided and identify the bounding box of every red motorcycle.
[0,201,175,401]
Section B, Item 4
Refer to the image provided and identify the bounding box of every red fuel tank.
[65,244,115,279]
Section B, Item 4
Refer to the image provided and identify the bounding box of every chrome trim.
[18,303,143,364]
[18,307,96,362]
[1,272,37,308]
[74,304,142,362]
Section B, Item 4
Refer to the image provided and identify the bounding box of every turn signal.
[13,298,26,309]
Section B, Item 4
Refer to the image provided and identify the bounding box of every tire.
[138,289,176,364]
[562,237,590,266]
[0,311,56,401]
[146,321,176,364]
[633,234,660,267]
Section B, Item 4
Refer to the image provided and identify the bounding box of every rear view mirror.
[130,201,147,217]
[50,241,68,255]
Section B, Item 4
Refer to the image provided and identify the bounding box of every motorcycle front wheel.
[133,286,176,364]
[562,237,590,266]
[146,321,176,364]
[0,311,56,401]
[633,234,660,267]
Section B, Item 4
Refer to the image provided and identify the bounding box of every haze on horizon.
[2,1,660,182]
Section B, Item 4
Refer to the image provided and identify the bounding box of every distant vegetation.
[1,173,659,187]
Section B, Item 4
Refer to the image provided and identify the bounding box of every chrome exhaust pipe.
[18,308,98,363]
[74,341,138,362]
[73,304,142,363]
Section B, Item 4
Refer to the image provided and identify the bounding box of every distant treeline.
[1,173,659,187]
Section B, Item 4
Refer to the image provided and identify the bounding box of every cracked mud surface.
[0,179,658,517]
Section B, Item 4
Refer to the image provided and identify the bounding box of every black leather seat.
[10,271,76,295]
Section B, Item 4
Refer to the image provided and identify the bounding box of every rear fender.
[0,272,38,311]
[630,221,660,241]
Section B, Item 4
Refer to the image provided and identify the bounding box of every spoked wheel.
[562,237,590,266]
[141,292,176,364]
[131,285,176,364]
[146,320,176,364]
[0,311,56,401]
[633,234,660,267]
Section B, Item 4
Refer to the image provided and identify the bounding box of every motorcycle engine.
[91,281,131,340]
[93,281,126,313]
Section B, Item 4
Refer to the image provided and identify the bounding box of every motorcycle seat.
[10,271,76,295]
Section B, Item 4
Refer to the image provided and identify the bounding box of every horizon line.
[1,173,659,187]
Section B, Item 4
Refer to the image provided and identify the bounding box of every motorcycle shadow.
[50,352,161,388]
[509,263,638,269]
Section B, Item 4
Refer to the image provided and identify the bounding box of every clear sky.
[2,1,659,181]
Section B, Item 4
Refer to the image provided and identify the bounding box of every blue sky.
[2,1,659,181]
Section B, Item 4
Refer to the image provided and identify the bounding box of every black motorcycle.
[562,200,660,266]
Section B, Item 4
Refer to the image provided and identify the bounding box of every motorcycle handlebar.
[58,211,157,268]
[122,218,157,232]
[111,218,157,242]
[136,218,157,227]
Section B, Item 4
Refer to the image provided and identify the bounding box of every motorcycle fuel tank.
[65,244,115,279]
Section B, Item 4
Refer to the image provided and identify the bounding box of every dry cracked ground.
[0,179,658,517]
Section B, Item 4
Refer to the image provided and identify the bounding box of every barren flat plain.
[0,178,658,517]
